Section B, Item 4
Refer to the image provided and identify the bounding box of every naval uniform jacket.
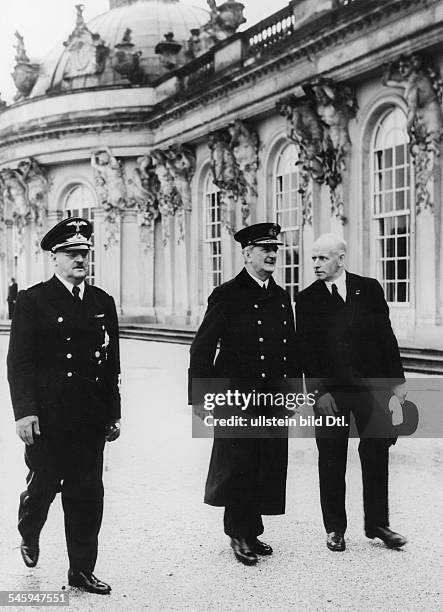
[7,275,121,430]
[296,272,404,392]
[189,268,300,514]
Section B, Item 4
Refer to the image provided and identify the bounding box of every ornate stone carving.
[17,159,49,237]
[91,147,127,248]
[382,54,443,156]
[208,121,259,233]
[382,54,443,214]
[62,5,109,82]
[165,145,196,213]
[127,155,160,249]
[150,149,182,244]
[200,1,246,54]
[305,79,358,186]
[0,158,49,253]
[276,95,324,185]
[12,31,39,101]
[155,33,182,71]
[228,120,259,223]
[111,28,144,84]
[277,78,357,223]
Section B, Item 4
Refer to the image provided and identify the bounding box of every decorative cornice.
[0,0,438,152]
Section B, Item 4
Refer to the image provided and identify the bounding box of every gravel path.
[0,338,442,611]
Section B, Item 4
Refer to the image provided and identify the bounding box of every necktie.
[72,286,81,302]
[331,283,345,305]
[262,284,268,293]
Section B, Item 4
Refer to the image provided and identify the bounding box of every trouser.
[315,389,393,534]
[223,504,264,539]
[18,426,105,572]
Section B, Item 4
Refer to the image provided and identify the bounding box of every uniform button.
[283,339,287,343]
[95,351,100,357]
[96,377,99,382]
[66,337,71,342]
[67,372,72,378]
[102,325,105,330]
[259,337,264,342]
[98,360,102,365]
[257,320,262,325]
[283,374,287,378]
[261,373,266,378]
[260,355,265,360]
[281,304,285,308]
[283,356,287,361]
[254,304,259,309]
[58,316,63,323]
[283,321,287,325]
[66,353,72,359]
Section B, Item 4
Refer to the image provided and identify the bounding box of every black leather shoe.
[366,526,407,549]
[68,570,111,594]
[20,540,39,567]
[230,538,258,565]
[326,532,346,551]
[248,538,273,556]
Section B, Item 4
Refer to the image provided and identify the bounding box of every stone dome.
[30,0,208,97]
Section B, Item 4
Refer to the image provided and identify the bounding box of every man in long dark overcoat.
[189,223,300,565]
[7,217,121,594]
[296,233,407,552]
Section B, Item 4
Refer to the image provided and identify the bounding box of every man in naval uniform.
[296,233,407,552]
[7,217,121,594]
[189,223,300,565]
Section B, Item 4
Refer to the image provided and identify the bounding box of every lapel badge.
[355,289,361,296]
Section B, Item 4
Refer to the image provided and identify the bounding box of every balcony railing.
[246,4,296,56]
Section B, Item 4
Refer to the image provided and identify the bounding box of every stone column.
[120,210,141,316]
[94,208,121,310]
[162,216,174,321]
[416,208,436,325]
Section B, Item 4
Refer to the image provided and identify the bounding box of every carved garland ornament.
[277,78,358,223]
[382,53,443,214]
[91,147,127,249]
[208,120,259,234]
[0,158,50,255]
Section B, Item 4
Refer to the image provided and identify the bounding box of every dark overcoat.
[7,275,121,430]
[189,268,299,514]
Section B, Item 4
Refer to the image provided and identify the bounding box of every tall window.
[204,172,222,294]
[274,143,301,303]
[372,108,412,304]
[64,184,96,285]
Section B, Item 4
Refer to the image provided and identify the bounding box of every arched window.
[372,108,412,304]
[203,172,222,294]
[64,184,96,285]
[273,143,301,303]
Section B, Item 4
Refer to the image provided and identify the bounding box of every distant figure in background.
[7,277,18,319]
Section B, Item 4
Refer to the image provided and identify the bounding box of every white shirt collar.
[245,268,269,289]
[55,273,85,300]
[325,270,347,301]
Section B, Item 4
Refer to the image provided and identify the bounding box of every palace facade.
[1,0,443,347]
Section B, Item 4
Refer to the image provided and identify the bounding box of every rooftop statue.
[11,32,39,101]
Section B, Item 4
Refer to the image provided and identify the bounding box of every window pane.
[372,108,411,304]
[274,144,302,301]
[204,173,222,294]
